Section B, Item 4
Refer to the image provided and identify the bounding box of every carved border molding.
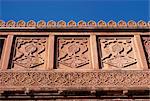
[0,20,149,28]
[0,71,149,90]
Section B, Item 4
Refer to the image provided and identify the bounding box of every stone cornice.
[0,20,149,29]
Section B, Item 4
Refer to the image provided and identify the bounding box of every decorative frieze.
[99,37,138,70]
[0,71,149,90]
[11,37,47,70]
[56,37,91,69]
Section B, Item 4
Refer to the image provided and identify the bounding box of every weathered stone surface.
[142,37,150,67]
[56,37,91,69]
[0,71,149,90]
[99,37,138,70]
[11,37,47,70]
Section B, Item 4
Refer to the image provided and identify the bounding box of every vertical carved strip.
[134,34,148,69]
[47,35,54,70]
[90,35,99,69]
[1,35,13,70]
[142,36,150,68]
[0,37,5,69]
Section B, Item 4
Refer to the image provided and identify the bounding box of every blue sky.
[0,0,149,23]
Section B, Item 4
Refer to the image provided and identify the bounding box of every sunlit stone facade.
[0,20,150,100]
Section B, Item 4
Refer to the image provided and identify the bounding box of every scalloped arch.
[37,20,46,28]
[17,20,26,27]
[68,20,76,26]
[107,20,117,27]
[118,20,127,27]
[0,20,5,27]
[6,20,16,27]
[127,20,137,27]
[137,20,147,27]
[88,20,96,26]
[27,20,36,27]
[47,20,56,27]
[57,20,66,26]
[148,21,150,27]
[97,20,107,27]
[78,20,86,26]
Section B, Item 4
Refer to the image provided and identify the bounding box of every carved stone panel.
[98,37,138,70]
[11,37,47,70]
[142,37,150,67]
[56,37,91,69]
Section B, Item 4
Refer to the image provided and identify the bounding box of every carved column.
[90,34,99,69]
[1,35,13,70]
[134,34,148,69]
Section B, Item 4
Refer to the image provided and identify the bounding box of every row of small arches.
[0,20,149,28]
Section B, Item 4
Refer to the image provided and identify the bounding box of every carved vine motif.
[143,37,150,64]
[57,37,90,68]
[100,38,137,69]
[12,37,47,69]
[0,71,149,89]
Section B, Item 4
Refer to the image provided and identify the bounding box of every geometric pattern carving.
[142,37,150,67]
[57,37,91,69]
[0,71,149,90]
[99,38,138,70]
[11,37,47,70]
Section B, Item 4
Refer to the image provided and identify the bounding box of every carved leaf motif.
[57,38,90,68]
[100,38,137,69]
[12,37,46,69]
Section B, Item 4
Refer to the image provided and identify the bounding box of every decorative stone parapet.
[0,20,149,28]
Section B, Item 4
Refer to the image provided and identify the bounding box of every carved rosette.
[11,37,47,70]
[99,38,138,70]
[142,37,150,67]
[57,37,91,69]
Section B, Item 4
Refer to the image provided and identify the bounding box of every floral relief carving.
[12,37,47,70]
[57,37,91,69]
[143,37,150,65]
[0,71,149,89]
[99,38,137,70]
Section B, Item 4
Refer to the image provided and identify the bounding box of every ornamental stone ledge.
[0,70,149,91]
[0,20,149,28]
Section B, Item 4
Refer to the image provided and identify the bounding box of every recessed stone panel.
[98,37,138,70]
[56,37,91,69]
[10,37,47,70]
